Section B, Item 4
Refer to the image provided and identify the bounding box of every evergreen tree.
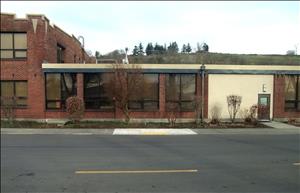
[145,43,154,56]
[186,43,192,53]
[167,42,179,54]
[202,43,209,52]
[132,45,139,56]
[181,44,187,53]
[154,43,166,54]
[95,51,101,58]
[138,43,144,56]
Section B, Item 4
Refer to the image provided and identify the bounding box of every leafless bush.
[210,104,221,125]
[239,104,258,124]
[227,95,242,123]
[1,96,16,125]
[167,103,179,127]
[106,63,143,124]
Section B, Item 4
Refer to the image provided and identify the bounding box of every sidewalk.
[1,127,299,135]
[260,121,300,129]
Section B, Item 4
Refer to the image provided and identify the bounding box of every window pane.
[166,102,180,111]
[100,73,114,98]
[0,33,13,49]
[128,101,142,109]
[285,101,296,109]
[181,75,195,100]
[128,73,143,100]
[84,73,114,110]
[46,74,61,100]
[15,82,27,97]
[284,75,296,100]
[57,45,64,63]
[144,101,158,110]
[0,50,13,58]
[144,74,159,100]
[61,73,77,100]
[15,51,27,58]
[0,82,14,97]
[47,101,61,109]
[181,101,195,111]
[166,74,180,101]
[16,98,27,106]
[14,33,27,49]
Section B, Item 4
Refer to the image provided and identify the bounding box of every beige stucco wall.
[208,74,274,120]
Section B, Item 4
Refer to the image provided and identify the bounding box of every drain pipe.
[78,35,85,64]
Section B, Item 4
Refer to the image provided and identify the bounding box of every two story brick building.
[1,13,299,123]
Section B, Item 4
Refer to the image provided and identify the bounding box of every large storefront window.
[128,74,159,110]
[285,75,300,111]
[0,32,27,59]
[166,74,195,111]
[0,81,28,107]
[84,73,114,110]
[45,73,77,109]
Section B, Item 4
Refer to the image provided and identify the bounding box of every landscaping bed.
[1,120,270,129]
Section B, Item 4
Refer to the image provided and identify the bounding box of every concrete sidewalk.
[261,121,300,129]
[1,127,299,135]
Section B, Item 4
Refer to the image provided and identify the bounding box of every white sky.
[1,1,300,55]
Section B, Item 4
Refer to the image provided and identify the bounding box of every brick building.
[1,13,299,122]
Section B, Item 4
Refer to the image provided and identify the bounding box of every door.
[257,94,270,121]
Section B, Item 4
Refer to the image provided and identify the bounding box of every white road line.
[75,169,198,174]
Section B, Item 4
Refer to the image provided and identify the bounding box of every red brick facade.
[1,13,94,120]
[273,75,299,120]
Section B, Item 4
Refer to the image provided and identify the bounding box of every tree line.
[95,42,209,58]
[132,42,208,56]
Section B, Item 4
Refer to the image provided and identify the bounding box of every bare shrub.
[227,95,242,123]
[167,103,179,127]
[210,104,221,125]
[1,96,16,125]
[66,96,85,123]
[106,63,144,124]
[239,104,258,124]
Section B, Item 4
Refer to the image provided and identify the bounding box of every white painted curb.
[113,129,197,135]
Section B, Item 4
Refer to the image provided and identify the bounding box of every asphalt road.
[1,134,299,193]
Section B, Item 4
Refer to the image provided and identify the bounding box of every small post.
[200,63,206,124]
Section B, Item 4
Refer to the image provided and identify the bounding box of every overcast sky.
[2,1,300,55]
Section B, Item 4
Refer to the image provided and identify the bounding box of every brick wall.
[273,75,300,120]
[1,13,94,119]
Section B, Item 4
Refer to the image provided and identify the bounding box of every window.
[284,75,300,111]
[128,74,159,111]
[0,32,27,59]
[84,73,114,110]
[0,81,28,107]
[57,44,65,63]
[166,74,196,111]
[45,73,77,109]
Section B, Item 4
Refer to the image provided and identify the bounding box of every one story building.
[1,13,299,122]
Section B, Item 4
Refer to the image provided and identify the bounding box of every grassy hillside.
[125,53,300,65]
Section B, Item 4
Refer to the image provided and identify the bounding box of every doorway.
[257,94,271,121]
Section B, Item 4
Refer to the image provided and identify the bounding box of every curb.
[1,127,300,135]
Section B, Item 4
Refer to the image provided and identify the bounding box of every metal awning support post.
[200,63,206,124]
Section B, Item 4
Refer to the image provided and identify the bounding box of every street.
[1,133,299,193]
